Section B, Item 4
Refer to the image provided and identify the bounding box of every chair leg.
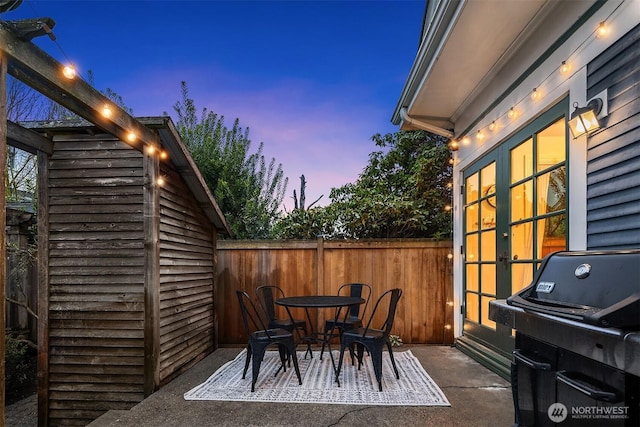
[386,341,400,379]
[355,343,365,370]
[287,341,302,385]
[336,341,348,384]
[242,345,251,379]
[251,345,269,392]
[320,324,329,360]
[277,344,288,375]
[369,345,384,392]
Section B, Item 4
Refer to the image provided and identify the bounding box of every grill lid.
[507,250,640,329]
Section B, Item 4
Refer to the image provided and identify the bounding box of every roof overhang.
[138,117,232,236]
[392,0,570,137]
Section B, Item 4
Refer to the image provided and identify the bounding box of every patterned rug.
[184,349,450,406]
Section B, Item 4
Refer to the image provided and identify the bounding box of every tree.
[172,82,287,239]
[274,130,453,239]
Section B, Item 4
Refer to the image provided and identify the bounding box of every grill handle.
[556,371,621,403]
[513,350,551,371]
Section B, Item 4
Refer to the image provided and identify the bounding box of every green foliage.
[274,130,453,239]
[173,82,287,239]
[5,336,37,404]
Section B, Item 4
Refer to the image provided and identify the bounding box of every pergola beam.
[8,120,53,154]
[0,19,161,153]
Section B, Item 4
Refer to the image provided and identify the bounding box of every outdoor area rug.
[184,349,450,406]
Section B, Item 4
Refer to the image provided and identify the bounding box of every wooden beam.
[1,46,8,427]
[36,151,49,426]
[143,154,160,396]
[0,20,161,154]
[5,18,56,41]
[7,120,53,154]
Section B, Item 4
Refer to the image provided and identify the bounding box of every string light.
[531,88,540,101]
[444,204,452,212]
[597,21,608,38]
[159,151,168,160]
[156,176,166,187]
[101,104,113,118]
[448,4,623,157]
[462,136,471,146]
[146,145,156,155]
[126,132,137,143]
[62,64,77,79]
[448,139,459,151]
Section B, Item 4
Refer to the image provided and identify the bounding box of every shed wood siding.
[586,24,640,249]
[158,166,215,384]
[47,136,145,426]
[217,239,454,346]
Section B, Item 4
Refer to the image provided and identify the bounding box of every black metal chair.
[236,290,302,392]
[256,285,309,342]
[320,283,371,360]
[336,288,403,391]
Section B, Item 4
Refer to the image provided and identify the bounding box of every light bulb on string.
[531,88,540,101]
[507,108,517,120]
[560,61,571,75]
[160,150,168,160]
[489,121,497,132]
[101,104,113,118]
[126,132,137,143]
[597,21,608,38]
[476,130,485,141]
[462,136,471,146]
[62,64,77,79]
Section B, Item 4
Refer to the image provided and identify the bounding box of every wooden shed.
[26,117,230,425]
[1,18,230,426]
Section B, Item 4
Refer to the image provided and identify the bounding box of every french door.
[462,100,569,357]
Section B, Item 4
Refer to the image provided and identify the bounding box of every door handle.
[498,252,509,269]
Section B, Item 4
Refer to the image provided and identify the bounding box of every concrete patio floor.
[83,345,514,427]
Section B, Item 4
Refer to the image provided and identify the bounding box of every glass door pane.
[464,161,497,331]
[462,100,569,358]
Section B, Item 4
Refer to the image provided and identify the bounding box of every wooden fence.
[216,238,454,346]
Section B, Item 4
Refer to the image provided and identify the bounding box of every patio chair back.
[339,283,372,321]
[363,288,402,338]
[255,285,284,324]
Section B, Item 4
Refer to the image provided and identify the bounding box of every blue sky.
[2,0,425,211]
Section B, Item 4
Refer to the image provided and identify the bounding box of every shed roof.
[21,117,231,235]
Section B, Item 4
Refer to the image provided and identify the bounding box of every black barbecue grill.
[489,250,640,426]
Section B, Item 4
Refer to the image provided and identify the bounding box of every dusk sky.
[2,0,425,211]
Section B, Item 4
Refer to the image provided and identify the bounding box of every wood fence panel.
[216,239,453,346]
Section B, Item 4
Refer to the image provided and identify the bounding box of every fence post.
[316,237,324,295]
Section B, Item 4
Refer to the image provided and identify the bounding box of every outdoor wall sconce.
[568,89,608,138]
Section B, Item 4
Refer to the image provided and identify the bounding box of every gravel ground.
[6,393,37,427]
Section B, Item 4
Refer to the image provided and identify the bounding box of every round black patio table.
[275,295,365,386]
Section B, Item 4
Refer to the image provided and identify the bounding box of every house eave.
[392,0,582,136]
